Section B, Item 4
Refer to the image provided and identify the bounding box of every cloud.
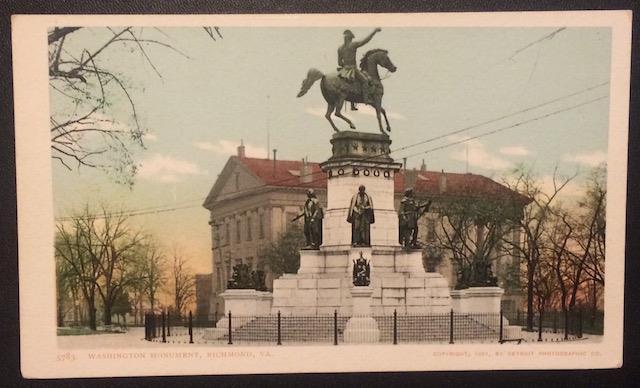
[193,139,267,158]
[138,153,207,183]
[143,132,158,142]
[304,105,406,120]
[499,145,530,156]
[563,150,607,167]
[539,174,582,200]
[449,136,513,171]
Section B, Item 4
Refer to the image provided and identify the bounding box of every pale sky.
[51,27,611,274]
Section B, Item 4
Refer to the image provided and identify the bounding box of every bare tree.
[547,207,575,338]
[55,208,102,330]
[501,165,576,331]
[532,252,558,328]
[139,240,167,315]
[574,164,606,321]
[170,250,196,317]
[88,206,144,325]
[48,27,220,185]
[434,198,518,289]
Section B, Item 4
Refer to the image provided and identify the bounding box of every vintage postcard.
[13,11,630,378]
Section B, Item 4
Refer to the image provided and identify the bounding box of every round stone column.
[320,131,402,249]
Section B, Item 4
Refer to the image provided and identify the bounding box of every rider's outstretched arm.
[354,27,381,48]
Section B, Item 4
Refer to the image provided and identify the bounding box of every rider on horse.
[338,28,381,110]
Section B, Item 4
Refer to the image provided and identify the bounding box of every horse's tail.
[296,68,324,98]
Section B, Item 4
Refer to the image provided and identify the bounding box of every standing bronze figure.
[347,185,375,246]
[398,188,432,249]
[292,188,324,249]
[296,28,398,134]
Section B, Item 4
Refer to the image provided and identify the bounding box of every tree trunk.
[57,296,65,327]
[526,260,535,331]
[103,303,112,326]
[88,299,97,331]
[591,279,598,325]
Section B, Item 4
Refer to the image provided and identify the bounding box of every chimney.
[420,159,427,172]
[301,157,312,184]
[237,139,246,159]
[439,169,447,194]
[272,149,277,177]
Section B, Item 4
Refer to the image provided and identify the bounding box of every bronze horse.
[297,49,397,134]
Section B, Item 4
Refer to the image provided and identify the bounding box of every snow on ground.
[57,327,602,348]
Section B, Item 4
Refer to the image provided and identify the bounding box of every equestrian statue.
[296,28,397,134]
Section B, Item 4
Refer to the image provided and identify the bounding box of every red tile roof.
[238,157,529,204]
[238,157,327,189]
[397,170,531,204]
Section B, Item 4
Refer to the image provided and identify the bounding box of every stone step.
[222,315,498,342]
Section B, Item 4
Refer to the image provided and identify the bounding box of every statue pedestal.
[271,131,452,316]
[220,289,273,317]
[450,286,503,314]
[203,289,273,340]
[344,286,380,343]
[320,131,403,249]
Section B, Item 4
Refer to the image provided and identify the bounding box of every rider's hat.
[343,29,355,38]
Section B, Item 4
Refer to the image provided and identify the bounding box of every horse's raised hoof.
[387,126,391,132]
[350,124,356,129]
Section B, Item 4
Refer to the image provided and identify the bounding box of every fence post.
[553,310,558,333]
[167,311,171,337]
[393,309,398,345]
[499,308,504,343]
[228,311,233,345]
[333,310,338,346]
[578,309,583,339]
[162,310,166,343]
[188,311,194,344]
[449,309,454,344]
[537,312,543,342]
[564,311,569,340]
[277,310,282,345]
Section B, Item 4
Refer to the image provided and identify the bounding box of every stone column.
[344,286,380,343]
[319,131,402,249]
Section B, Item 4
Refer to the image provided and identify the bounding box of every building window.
[258,213,265,239]
[246,215,252,241]
[236,218,241,243]
[235,172,240,191]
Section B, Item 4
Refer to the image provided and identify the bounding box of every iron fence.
[143,308,549,345]
[505,308,601,339]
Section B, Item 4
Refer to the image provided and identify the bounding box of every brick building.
[203,143,529,318]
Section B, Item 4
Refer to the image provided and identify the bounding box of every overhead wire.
[54,82,610,221]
